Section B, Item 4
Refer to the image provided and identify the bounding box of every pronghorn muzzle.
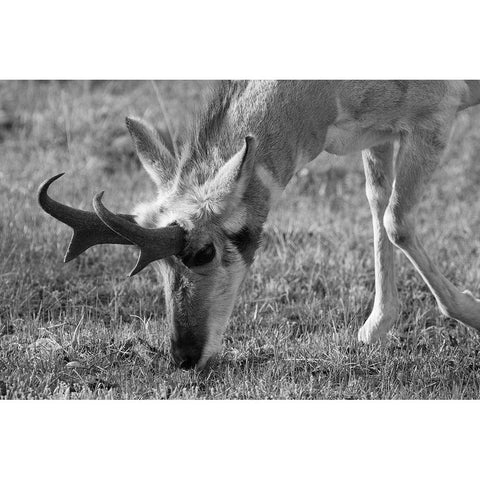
[38,173,185,275]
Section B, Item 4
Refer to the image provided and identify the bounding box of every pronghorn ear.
[126,116,176,187]
[211,136,257,202]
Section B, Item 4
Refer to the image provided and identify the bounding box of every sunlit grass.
[1,80,480,399]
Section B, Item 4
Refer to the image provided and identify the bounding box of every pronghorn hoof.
[357,325,387,344]
[358,309,397,344]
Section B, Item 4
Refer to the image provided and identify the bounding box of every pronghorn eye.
[192,243,216,266]
[180,243,216,268]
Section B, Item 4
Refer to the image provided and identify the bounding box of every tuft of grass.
[1,80,480,399]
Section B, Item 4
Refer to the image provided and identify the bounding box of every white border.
[2,1,480,478]
[2,0,480,78]
[2,401,480,479]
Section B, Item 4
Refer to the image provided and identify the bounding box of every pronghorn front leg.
[384,124,480,331]
[358,143,399,343]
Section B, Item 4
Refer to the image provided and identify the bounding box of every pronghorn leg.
[358,143,399,343]
[384,124,480,331]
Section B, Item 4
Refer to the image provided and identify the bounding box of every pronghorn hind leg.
[384,121,480,331]
[358,142,399,343]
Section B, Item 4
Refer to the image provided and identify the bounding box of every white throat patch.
[255,164,283,206]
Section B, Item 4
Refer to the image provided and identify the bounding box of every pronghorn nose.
[171,338,203,370]
[179,356,197,370]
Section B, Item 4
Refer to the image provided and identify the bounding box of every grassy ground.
[1,80,480,399]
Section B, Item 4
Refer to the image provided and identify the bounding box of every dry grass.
[1,80,480,399]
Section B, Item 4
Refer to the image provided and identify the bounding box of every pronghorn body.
[40,80,480,369]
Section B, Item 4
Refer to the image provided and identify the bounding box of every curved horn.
[93,192,185,276]
[38,173,135,262]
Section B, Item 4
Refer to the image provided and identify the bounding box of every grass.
[1,80,480,399]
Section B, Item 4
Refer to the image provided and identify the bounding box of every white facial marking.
[132,200,161,228]
[255,164,283,206]
[294,150,323,173]
[197,254,247,369]
[222,205,247,234]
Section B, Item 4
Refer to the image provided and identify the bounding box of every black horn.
[93,191,185,276]
[38,173,135,262]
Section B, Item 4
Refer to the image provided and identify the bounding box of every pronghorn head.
[128,117,263,369]
[39,115,265,370]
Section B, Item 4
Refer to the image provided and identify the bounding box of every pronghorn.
[39,80,480,369]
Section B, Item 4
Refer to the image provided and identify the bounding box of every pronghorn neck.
[180,81,337,221]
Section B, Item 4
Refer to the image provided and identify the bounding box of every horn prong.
[128,250,158,277]
[93,190,185,272]
[38,173,184,275]
[93,191,138,244]
[64,231,97,263]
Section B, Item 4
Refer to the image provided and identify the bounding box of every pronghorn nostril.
[179,357,197,370]
[171,338,203,370]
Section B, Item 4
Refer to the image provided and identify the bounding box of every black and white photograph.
[1,1,479,479]
[3,79,480,399]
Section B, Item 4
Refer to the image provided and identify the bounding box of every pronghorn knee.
[383,208,413,248]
